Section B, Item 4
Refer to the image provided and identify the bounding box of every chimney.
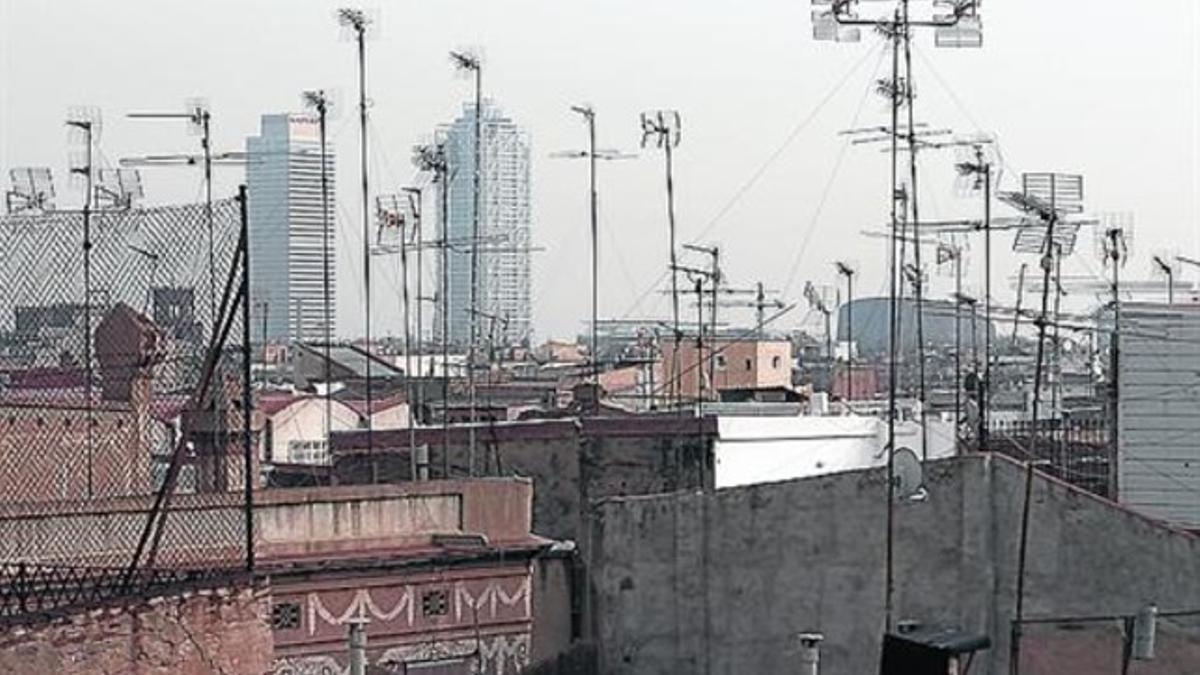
[94,303,163,403]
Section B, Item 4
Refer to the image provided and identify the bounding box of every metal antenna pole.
[901,0,930,462]
[304,90,334,451]
[400,191,416,479]
[355,18,374,463]
[982,160,992,451]
[587,111,600,388]
[337,8,375,462]
[639,111,683,411]
[757,282,766,339]
[238,184,255,574]
[449,50,484,475]
[202,111,214,320]
[468,63,483,474]
[666,137,681,412]
[709,248,720,394]
[403,188,423,477]
[441,168,451,476]
[885,6,901,633]
[68,118,95,498]
[696,276,705,410]
[955,250,962,444]
[413,189,424,417]
[1014,209,1059,675]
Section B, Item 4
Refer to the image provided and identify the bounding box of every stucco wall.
[590,454,1200,674]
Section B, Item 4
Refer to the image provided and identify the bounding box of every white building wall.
[714,415,957,489]
[1117,303,1200,528]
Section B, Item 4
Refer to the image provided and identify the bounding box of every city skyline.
[0,0,1196,343]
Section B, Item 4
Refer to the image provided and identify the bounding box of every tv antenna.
[804,281,836,366]
[449,45,485,471]
[338,6,380,459]
[553,104,636,387]
[412,139,454,473]
[66,105,100,498]
[640,109,684,411]
[301,88,338,450]
[5,168,55,214]
[1006,171,1086,667]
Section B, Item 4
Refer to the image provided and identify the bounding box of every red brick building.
[0,303,163,502]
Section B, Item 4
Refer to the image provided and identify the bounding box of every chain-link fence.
[0,196,251,622]
[987,417,1113,498]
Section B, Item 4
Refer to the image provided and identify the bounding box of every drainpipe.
[798,632,824,675]
[347,618,369,675]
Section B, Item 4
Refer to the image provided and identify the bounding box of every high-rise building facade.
[438,101,532,348]
[247,113,335,343]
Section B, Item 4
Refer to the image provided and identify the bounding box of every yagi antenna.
[640,110,681,149]
[1095,212,1134,268]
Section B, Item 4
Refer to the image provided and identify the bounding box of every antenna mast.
[813,0,984,634]
[338,7,375,464]
[303,89,335,454]
[450,49,483,473]
[640,110,684,412]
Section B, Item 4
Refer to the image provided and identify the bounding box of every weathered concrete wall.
[531,551,578,668]
[0,586,271,675]
[0,480,536,565]
[590,454,1200,675]
[332,417,714,545]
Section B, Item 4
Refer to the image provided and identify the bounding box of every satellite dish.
[891,447,925,501]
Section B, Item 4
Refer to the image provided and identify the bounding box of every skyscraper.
[438,101,532,348]
[246,113,335,344]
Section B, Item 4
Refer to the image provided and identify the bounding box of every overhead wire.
[619,42,891,320]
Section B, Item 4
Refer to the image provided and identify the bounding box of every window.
[745,358,753,372]
[422,589,449,617]
[270,602,301,630]
[288,439,330,465]
[772,356,782,369]
[715,354,727,370]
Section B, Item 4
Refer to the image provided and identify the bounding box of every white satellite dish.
[891,447,925,501]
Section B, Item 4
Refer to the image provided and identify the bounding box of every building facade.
[247,113,336,344]
[439,101,532,348]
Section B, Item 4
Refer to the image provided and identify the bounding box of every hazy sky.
[2,0,1196,341]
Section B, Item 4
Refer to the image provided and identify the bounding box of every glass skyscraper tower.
[246,113,335,344]
[438,101,533,348]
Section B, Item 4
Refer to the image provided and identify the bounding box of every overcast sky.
[2,0,1196,341]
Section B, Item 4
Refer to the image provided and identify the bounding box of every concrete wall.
[332,417,715,545]
[0,586,271,675]
[590,454,1200,675]
[0,480,538,566]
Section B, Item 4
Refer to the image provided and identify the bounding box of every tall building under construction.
[246,113,336,343]
[438,101,532,348]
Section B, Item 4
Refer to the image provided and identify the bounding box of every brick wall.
[0,586,272,675]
